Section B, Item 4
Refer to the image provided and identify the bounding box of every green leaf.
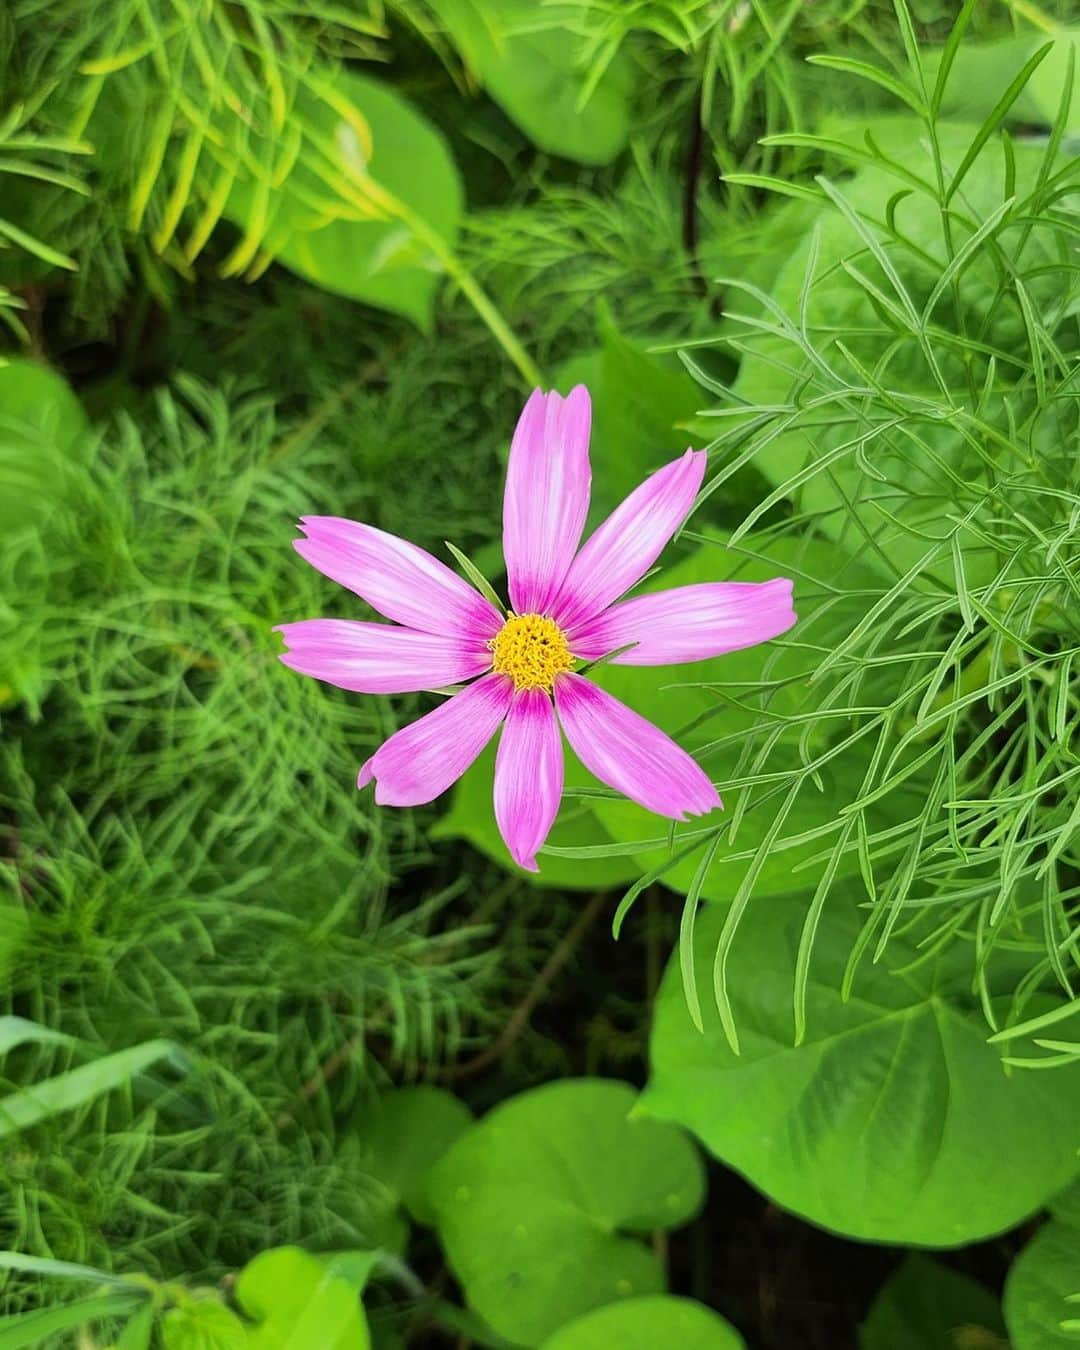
[729,117,1059,586]
[1051,1183,1080,1229]
[553,307,705,518]
[236,1246,370,1350]
[859,1255,1006,1349]
[320,1252,381,1294]
[0,1039,184,1137]
[587,536,916,902]
[430,0,631,164]
[1005,1219,1080,1349]
[1027,31,1080,130]
[352,1085,472,1226]
[428,1299,518,1349]
[641,889,1080,1245]
[0,359,93,707]
[0,1293,142,1350]
[540,1296,746,1350]
[426,1079,704,1346]
[930,31,1080,132]
[116,1303,156,1350]
[804,56,924,115]
[928,0,980,116]
[223,72,462,330]
[0,1251,134,1286]
[161,1301,248,1350]
[0,215,76,270]
[944,43,1054,204]
[0,1016,74,1056]
[0,358,90,534]
[443,541,506,615]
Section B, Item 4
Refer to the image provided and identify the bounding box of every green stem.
[442,247,546,389]
[397,204,545,388]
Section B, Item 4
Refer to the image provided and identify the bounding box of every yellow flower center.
[489,613,575,692]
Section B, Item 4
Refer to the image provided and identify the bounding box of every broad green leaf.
[1005,1219,1080,1349]
[352,1085,472,1225]
[554,306,705,518]
[224,72,462,330]
[540,1296,746,1349]
[1051,1183,1080,1230]
[429,0,631,164]
[859,1255,1005,1349]
[428,1299,517,1348]
[0,358,92,708]
[320,1251,381,1293]
[161,1301,248,1350]
[0,1293,142,1350]
[426,1078,704,1346]
[236,1246,370,1350]
[1028,31,1080,130]
[932,32,1080,130]
[0,358,89,534]
[587,536,918,901]
[642,890,1080,1245]
[0,1039,184,1137]
[434,738,640,889]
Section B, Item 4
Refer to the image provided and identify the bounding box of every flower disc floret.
[489,613,575,692]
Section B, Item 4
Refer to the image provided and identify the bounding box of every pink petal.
[554,672,721,820]
[275,620,492,694]
[294,517,501,641]
[358,673,513,807]
[494,689,564,872]
[503,386,592,616]
[568,578,796,665]
[551,449,707,631]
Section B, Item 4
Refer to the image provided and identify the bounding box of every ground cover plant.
[1,0,1078,1346]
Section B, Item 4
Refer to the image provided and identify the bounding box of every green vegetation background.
[1,1,1079,1347]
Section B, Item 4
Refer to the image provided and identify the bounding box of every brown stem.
[276,885,609,1122]
[439,889,610,1083]
[275,1028,364,1130]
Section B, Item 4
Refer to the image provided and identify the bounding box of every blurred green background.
[2,2,1080,1347]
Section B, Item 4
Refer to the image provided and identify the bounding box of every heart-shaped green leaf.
[352,1085,472,1225]
[426,1079,704,1346]
[1005,1217,1080,1350]
[236,1246,370,1350]
[642,890,1080,1245]
[161,1301,247,1350]
[540,1296,746,1350]
[859,1255,1005,1349]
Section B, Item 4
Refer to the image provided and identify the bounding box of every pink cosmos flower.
[276,387,796,871]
